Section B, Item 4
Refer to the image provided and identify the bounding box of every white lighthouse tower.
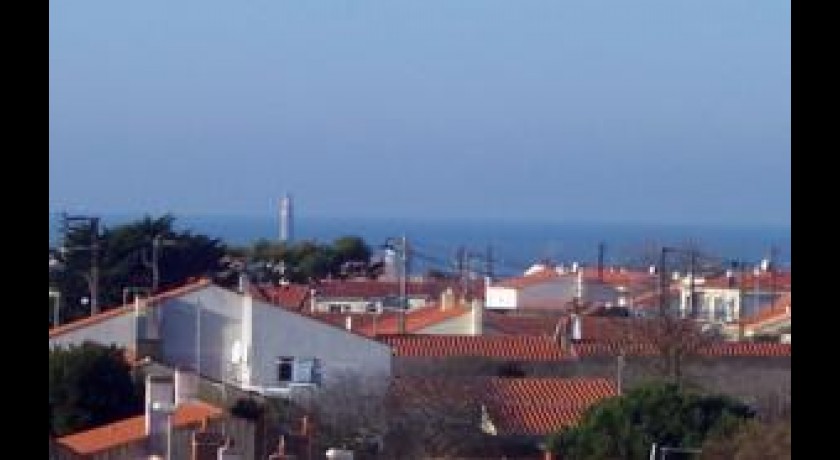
[279,194,293,243]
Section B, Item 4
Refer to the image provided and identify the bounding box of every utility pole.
[688,248,697,318]
[49,290,61,328]
[485,245,494,282]
[60,213,101,315]
[399,236,408,334]
[456,246,469,302]
[597,242,606,282]
[143,235,176,293]
[659,247,670,315]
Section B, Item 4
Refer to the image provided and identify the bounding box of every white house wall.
[49,312,135,351]
[159,285,246,383]
[485,287,517,309]
[158,285,392,391]
[249,303,393,389]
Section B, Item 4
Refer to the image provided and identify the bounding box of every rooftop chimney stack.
[145,375,175,457]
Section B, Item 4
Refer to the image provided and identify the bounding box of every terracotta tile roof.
[701,271,791,291]
[391,377,617,436]
[741,292,791,329]
[49,278,213,339]
[380,335,573,360]
[579,267,656,287]
[495,266,655,291]
[484,377,618,435]
[484,311,561,336]
[312,279,484,300]
[56,401,224,455]
[494,267,564,289]
[251,283,311,310]
[573,341,791,358]
[629,287,681,309]
[307,303,471,337]
[699,342,791,357]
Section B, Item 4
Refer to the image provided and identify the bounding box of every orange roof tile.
[579,267,657,287]
[312,279,484,300]
[495,267,655,291]
[381,335,574,360]
[49,278,213,339]
[701,271,791,291]
[573,341,790,358]
[484,377,618,435]
[484,311,562,336]
[251,283,311,310]
[741,292,791,329]
[494,267,564,289]
[56,401,224,456]
[391,377,617,436]
[305,303,471,337]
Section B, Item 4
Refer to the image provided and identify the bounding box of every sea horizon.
[49,212,791,276]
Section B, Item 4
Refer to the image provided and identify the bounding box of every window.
[277,356,323,385]
[277,357,294,382]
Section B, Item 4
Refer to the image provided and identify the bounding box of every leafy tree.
[550,381,754,459]
[228,235,376,284]
[700,416,790,460]
[50,215,226,323]
[49,342,143,436]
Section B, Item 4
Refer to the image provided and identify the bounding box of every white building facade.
[49,282,393,396]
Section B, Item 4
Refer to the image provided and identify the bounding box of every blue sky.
[49,1,790,225]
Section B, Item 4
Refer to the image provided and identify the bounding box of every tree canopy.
[227,235,378,284]
[49,215,226,323]
[549,382,754,459]
[49,342,143,437]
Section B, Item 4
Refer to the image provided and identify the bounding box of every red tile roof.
[49,278,213,339]
[307,303,471,337]
[573,341,791,358]
[579,267,656,287]
[494,267,564,289]
[56,401,224,455]
[495,266,655,291]
[251,283,311,310]
[381,335,574,360]
[484,377,618,435]
[311,279,484,300]
[741,292,791,329]
[391,377,617,436]
[484,311,562,336]
[629,287,681,309]
[701,270,791,291]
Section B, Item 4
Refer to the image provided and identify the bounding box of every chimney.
[145,375,175,457]
[470,298,483,336]
[238,273,249,294]
[175,369,197,406]
[726,269,736,288]
[554,316,571,352]
[440,287,454,311]
[570,313,582,342]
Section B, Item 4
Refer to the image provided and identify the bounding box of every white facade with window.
[50,283,393,396]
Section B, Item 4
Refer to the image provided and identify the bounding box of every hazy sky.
[49,1,790,225]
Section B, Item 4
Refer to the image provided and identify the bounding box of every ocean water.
[49,213,790,278]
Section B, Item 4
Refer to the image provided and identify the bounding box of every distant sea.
[48,213,790,277]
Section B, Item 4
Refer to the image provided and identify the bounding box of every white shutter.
[292,358,314,383]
